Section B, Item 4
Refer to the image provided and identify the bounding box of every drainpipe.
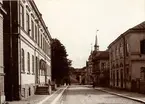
[9,0,14,100]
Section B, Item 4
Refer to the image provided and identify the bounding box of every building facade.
[0,0,6,103]
[3,0,52,101]
[108,21,145,92]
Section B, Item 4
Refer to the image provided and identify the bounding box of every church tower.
[94,30,99,51]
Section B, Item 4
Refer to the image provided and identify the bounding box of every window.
[41,34,43,48]
[101,63,105,70]
[141,67,145,80]
[117,70,119,86]
[113,71,115,86]
[43,38,45,51]
[41,70,45,76]
[120,43,123,58]
[35,25,38,43]
[26,12,30,34]
[42,37,44,50]
[116,46,119,58]
[38,30,40,46]
[21,49,25,72]
[110,51,112,61]
[40,33,41,47]
[32,55,34,74]
[126,41,129,56]
[28,87,31,96]
[112,50,115,61]
[140,40,145,54]
[46,43,49,56]
[20,4,24,28]
[116,47,118,58]
[31,20,34,39]
[27,52,30,73]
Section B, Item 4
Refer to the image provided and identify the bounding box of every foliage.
[51,38,71,84]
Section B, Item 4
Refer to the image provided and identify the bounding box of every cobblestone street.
[58,85,143,104]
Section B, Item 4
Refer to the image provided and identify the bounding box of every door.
[121,69,123,88]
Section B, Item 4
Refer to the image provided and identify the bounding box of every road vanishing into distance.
[57,85,143,104]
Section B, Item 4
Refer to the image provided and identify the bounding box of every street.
[58,85,143,104]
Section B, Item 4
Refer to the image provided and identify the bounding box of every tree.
[51,38,71,85]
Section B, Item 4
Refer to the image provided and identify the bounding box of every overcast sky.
[35,0,145,68]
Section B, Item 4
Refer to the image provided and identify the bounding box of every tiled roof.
[94,51,109,60]
[130,21,145,30]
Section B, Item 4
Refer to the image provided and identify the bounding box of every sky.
[35,0,145,68]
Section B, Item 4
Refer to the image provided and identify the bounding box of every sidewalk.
[95,87,145,103]
[6,86,68,104]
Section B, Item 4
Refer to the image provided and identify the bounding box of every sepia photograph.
[0,0,145,104]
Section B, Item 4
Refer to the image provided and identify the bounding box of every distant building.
[0,0,6,103]
[73,68,87,85]
[92,51,109,87]
[86,33,100,84]
[3,0,52,101]
[86,53,94,84]
[108,21,145,92]
[86,33,109,86]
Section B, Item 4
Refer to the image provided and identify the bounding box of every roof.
[93,51,109,60]
[29,0,52,40]
[108,21,145,48]
[131,21,145,30]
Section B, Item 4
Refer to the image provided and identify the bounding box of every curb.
[96,88,145,103]
[37,86,68,104]
[50,86,68,104]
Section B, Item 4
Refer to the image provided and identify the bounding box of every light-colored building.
[108,21,145,92]
[0,0,6,103]
[3,0,52,101]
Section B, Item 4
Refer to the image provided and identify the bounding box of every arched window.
[140,39,145,54]
[126,41,129,56]
[32,55,34,74]
[26,12,30,34]
[116,70,119,86]
[20,4,24,28]
[27,52,30,73]
[21,48,25,72]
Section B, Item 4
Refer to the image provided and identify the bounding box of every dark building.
[92,51,109,86]
[86,33,109,86]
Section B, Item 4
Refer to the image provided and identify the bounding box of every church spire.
[94,30,99,51]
